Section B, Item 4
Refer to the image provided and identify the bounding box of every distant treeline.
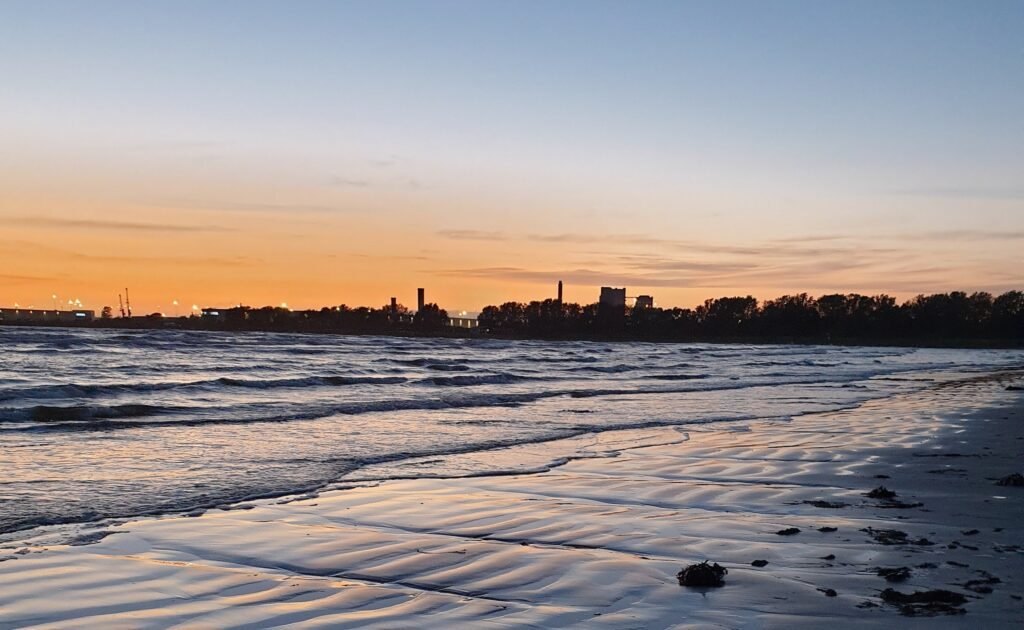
[9,291,1023,347]
[478,291,1024,344]
[95,302,455,334]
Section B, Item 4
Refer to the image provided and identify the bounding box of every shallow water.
[1,326,1021,536]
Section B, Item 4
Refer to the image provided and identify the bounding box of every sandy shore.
[1,372,1022,628]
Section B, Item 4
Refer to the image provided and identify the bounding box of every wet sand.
[1,372,1022,628]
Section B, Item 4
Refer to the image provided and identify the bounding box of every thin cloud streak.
[145,198,366,215]
[437,229,508,241]
[3,216,232,233]
[891,187,1024,201]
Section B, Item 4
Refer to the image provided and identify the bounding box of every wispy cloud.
[908,229,1024,242]
[0,272,60,284]
[891,186,1024,201]
[330,177,371,188]
[0,239,258,268]
[64,252,259,267]
[437,229,508,241]
[3,216,232,233]
[146,198,365,215]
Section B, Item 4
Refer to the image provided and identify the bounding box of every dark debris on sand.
[994,473,1024,487]
[861,527,934,546]
[865,486,897,500]
[818,588,838,597]
[880,588,967,616]
[802,500,848,509]
[961,570,1001,594]
[776,527,801,536]
[876,567,912,582]
[875,499,924,509]
[817,526,838,533]
[677,561,728,587]
[751,559,768,567]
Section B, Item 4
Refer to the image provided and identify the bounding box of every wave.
[424,363,472,372]
[416,374,532,387]
[1,403,166,424]
[569,364,638,374]
[0,375,410,401]
[2,373,879,433]
[216,375,408,389]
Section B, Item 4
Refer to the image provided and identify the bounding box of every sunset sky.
[2,1,1022,314]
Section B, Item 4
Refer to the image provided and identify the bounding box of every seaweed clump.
[876,567,912,582]
[995,473,1024,487]
[880,588,967,616]
[677,561,728,587]
[803,500,848,509]
[776,527,801,536]
[861,527,933,546]
[866,486,897,500]
[961,570,1001,594]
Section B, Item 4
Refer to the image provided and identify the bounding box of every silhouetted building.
[200,308,228,322]
[598,287,627,329]
[390,297,398,322]
[634,295,654,310]
[417,288,425,312]
[448,316,479,329]
[599,287,626,309]
[0,308,94,323]
[557,281,563,305]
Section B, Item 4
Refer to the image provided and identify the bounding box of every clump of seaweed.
[961,570,1000,594]
[876,567,912,582]
[803,500,848,509]
[776,527,801,536]
[866,486,897,500]
[880,588,967,616]
[995,473,1024,487]
[677,561,728,587]
[751,559,768,567]
[861,527,933,546]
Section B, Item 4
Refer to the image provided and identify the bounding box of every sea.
[1,326,1022,539]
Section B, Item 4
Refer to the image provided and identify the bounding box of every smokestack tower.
[417,288,425,312]
[390,297,398,322]
[557,280,563,305]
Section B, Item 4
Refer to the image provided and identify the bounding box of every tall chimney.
[390,297,398,321]
[557,280,563,305]
[417,288,425,312]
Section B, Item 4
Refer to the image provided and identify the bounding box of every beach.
[1,365,1021,628]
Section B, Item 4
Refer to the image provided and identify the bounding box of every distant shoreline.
[2,319,1022,350]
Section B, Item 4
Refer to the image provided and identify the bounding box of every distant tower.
[634,295,654,310]
[417,288,425,312]
[390,297,398,322]
[557,281,563,305]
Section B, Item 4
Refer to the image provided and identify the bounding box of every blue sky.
[1,1,1022,310]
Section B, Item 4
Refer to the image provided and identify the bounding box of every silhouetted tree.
[413,303,449,330]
